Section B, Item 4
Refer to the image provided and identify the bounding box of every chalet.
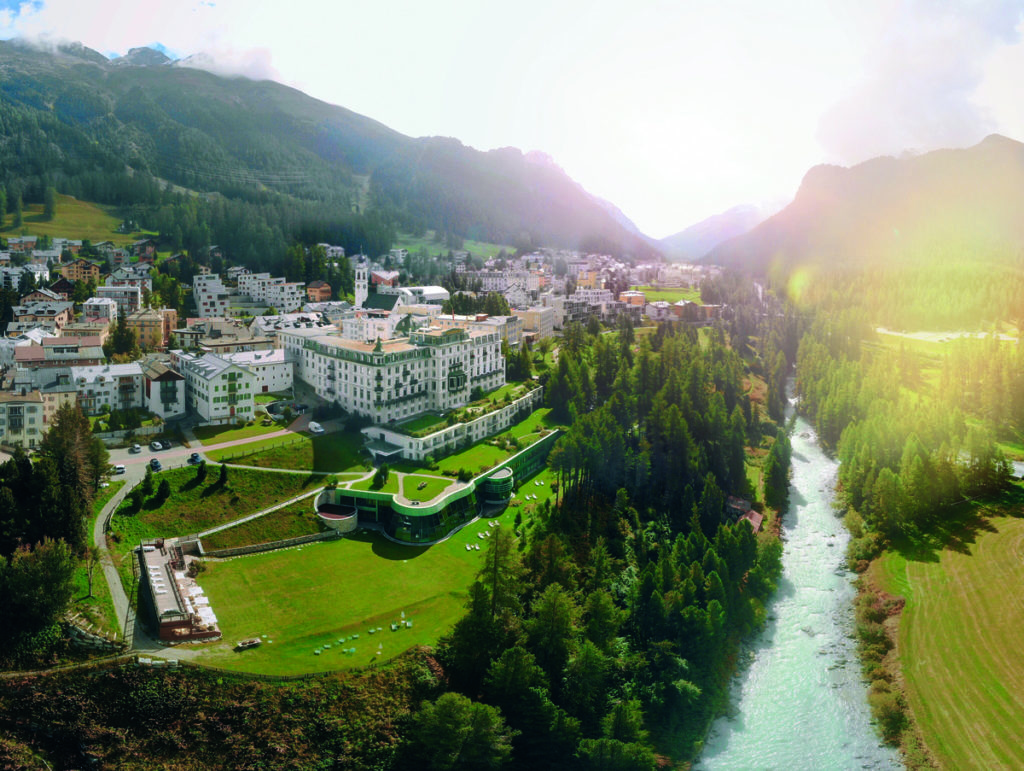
[738,510,764,533]
[52,238,83,255]
[60,258,102,283]
[132,238,158,259]
[306,280,331,302]
[6,236,37,253]
[19,288,62,305]
[48,277,75,300]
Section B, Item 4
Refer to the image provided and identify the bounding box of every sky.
[2,0,1024,238]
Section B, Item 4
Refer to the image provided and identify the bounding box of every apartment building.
[95,285,142,317]
[172,351,257,425]
[192,275,232,318]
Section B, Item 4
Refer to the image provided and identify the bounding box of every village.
[0,232,725,451]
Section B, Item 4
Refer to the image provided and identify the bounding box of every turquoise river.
[696,411,903,771]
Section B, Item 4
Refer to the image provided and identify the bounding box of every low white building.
[362,387,544,461]
[70,363,145,415]
[221,348,293,394]
[376,285,450,305]
[171,351,257,425]
[83,297,119,322]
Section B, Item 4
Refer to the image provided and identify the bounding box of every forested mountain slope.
[709,135,1024,329]
[0,39,656,255]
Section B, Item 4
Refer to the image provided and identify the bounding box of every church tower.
[355,259,368,309]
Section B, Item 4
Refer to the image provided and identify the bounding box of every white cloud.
[817,0,1024,164]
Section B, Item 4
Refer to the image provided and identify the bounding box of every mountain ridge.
[0,39,658,257]
[707,134,1024,274]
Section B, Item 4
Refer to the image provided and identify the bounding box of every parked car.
[308,421,325,434]
[160,440,172,450]
[150,458,162,471]
[187,452,201,465]
[130,444,142,454]
[149,441,162,451]
[293,403,308,412]
[114,464,126,474]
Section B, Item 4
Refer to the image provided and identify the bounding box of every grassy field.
[876,486,1024,770]
[393,231,513,259]
[200,499,323,551]
[630,285,702,303]
[107,465,320,591]
[1,195,130,243]
[195,512,522,674]
[209,431,370,473]
[193,420,285,446]
[70,481,126,635]
[401,475,454,501]
[255,391,292,405]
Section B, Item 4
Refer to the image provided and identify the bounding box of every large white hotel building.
[280,325,505,424]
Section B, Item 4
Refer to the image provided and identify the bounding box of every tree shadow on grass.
[345,530,431,561]
[892,484,1024,564]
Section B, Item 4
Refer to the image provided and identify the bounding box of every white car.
[308,421,325,434]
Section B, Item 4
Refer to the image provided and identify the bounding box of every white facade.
[362,387,544,461]
[192,275,232,318]
[296,325,504,424]
[70,363,145,415]
[141,358,186,420]
[83,297,119,322]
[377,285,450,305]
[222,348,293,393]
[95,285,142,317]
[237,271,306,312]
[172,351,257,425]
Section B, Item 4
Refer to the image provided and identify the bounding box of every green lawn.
[396,413,448,434]
[71,480,126,635]
[201,499,323,552]
[630,285,702,303]
[351,472,401,494]
[876,485,1024,770]
[107,466,320,593]
[392,408,558,477]
[195,514,522,675]
[393,231,513,259]
[255,391,292,405]
[401,475,455,502]
[193,420,286,446]
[209,431,370,473]
[2,195,131,243]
